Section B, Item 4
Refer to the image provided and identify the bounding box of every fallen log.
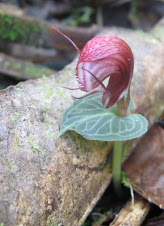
[0,21,164,226]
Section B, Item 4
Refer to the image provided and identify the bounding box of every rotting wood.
[0,21,164,226]
[0,53,55,80]
[110,194,150,226]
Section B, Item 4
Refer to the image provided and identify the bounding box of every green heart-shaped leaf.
[59,93,148,141]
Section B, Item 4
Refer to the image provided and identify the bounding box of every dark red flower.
[51,27,134,108]
[76,36,134,108]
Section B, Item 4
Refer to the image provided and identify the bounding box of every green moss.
[15,87,22,92]
[98,175,106,182]
[84,155,89,162]
[32,193,37,198]
[3,59,53,80]
[56,79,62,84]
[42,88,55,99]
[23,64,53,79]
[43,113,51,124]
[0,13,44,46]
[62,71,71,78]
[135,30,156,43]
[43,133,55,139]
[48,217,55,226]
[14,133,21,150]
[11,113,20,122]
[28,135,45,158]
[51,177,56,182]
[97,163,105,171]
[7,159,14,173]
[153,27,164,40]
[57,89,66,98]
[4,61,10,67]
[42,166,46,170]
[62,211,71,218]
[121,171,131,187]
[152,99,164,118]
[67,131,111,153]
[88,210,112,226]
[41,106,52,111]
[42,214,47,225]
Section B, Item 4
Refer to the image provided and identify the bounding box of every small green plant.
[52,27,148,195]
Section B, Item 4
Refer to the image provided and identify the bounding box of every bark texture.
[0,22,164,225]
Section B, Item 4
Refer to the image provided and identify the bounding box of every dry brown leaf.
[123,124,164,209]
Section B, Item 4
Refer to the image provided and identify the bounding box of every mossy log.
[0,3,97,64]
[0,24,164,226]
[0,3,97,50]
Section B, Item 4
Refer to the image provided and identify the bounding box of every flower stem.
[112,141,123,196]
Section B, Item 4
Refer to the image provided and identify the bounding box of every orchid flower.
[55,26,148,196]
[51,27,134,109]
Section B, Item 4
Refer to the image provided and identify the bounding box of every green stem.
[112,141,123,196]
